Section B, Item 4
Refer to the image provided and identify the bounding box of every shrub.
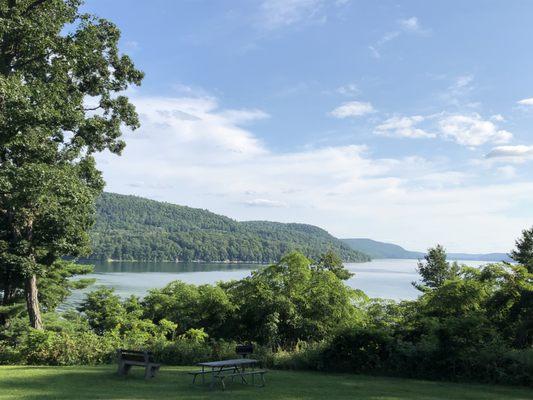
[320,327,392,373]
[15,329,116,365]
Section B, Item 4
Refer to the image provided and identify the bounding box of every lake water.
[63,259,487,309]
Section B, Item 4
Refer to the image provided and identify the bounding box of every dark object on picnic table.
[235,344,254,358]
[116,349,161,379]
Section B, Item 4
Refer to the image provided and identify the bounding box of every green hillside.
[341,238,423,259]
[89,193,370,263]
[342,238,512,262]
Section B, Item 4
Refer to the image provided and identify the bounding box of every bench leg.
[145,366,159,379]
[118,363,132,376]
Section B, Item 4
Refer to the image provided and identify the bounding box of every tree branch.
[83,106,102,112]
[23,0,49,15]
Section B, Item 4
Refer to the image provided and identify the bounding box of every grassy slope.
[0,366,531,400]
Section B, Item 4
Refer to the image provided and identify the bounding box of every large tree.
[0,0,143,329]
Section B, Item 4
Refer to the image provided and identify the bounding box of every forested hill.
[89,193,370,263]
[342,238,512,262]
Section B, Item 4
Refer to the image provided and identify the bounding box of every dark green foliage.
[0,0,143,328]
[141,252,364,347]
[89,192,370,263]
[142,281,236,338]
[510,226,533,272]
[412,245,460,291]
[321,327,392,372]
[315,249,353,280]
[222,252,365,347]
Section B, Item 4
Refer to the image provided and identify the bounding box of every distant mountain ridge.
[341,238,512,262]
[89,192,370,263]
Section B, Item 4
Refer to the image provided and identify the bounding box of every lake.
[63,259,487,309]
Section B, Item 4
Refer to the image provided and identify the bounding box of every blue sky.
[85,0,533,252]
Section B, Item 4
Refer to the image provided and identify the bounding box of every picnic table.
[189,358,266,390]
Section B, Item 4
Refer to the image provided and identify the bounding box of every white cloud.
[257,0,348,30]
[517,98,533,106]
[330,101,374,118]
[438,114,512,146]
[246,198,287,207]
[496,165,517,179]
[336,83,359,96]
[369,16,427,58]
[439,75,475,106]
[454,75,474,89]
[374,112,515,148]
[368,45,381,59]
[374,116,435,139]
[259,0,321,29]
[96,92,533,253]
[399,17,421,32]
[130,96,268,158]
[377,31,401,45]
[485,145,533,163]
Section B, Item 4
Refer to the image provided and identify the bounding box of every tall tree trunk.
[0,282,11,327]
[24,274,42,330]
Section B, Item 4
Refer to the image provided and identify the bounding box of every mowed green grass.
[0,365,531,400]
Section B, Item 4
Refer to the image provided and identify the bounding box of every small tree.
[413,245,459,292]
[0,0,143,329]
[315,250,353,280]
[510,226,533,273]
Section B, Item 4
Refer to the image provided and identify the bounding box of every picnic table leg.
[240,366,248,385]
[117,361,124,376]
[201,365,205,385]
[231,365,238,383]
[209,367,218,390]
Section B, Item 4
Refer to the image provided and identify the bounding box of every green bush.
[265,342,325,371]
[320,327,392,373]
[15,329,116,365]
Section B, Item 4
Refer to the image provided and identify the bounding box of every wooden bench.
[117,349,160,379]
[216,369,267,390]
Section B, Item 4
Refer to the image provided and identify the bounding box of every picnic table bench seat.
[187,367,237,384]
[117,349,160,379]
[215,369,267,390]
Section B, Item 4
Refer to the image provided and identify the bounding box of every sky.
[83,0,533,253]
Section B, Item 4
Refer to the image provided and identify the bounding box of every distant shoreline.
[80,258,266,264]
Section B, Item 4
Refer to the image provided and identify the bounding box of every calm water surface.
[64,259,486,309]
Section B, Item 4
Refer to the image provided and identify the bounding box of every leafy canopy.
[0,0,143,328]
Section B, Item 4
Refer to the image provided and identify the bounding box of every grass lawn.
[0,365,531,400]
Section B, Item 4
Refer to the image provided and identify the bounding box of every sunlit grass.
[0,365,531,400]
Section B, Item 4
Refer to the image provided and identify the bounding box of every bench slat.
[217,370,267,378]
[187,367,237,374]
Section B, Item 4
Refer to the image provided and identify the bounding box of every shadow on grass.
[0,366,531,400]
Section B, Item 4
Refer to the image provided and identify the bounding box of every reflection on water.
[90,261,261,274]
[63,259,486,310]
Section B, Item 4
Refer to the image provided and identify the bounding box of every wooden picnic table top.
[197,359,259,368]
